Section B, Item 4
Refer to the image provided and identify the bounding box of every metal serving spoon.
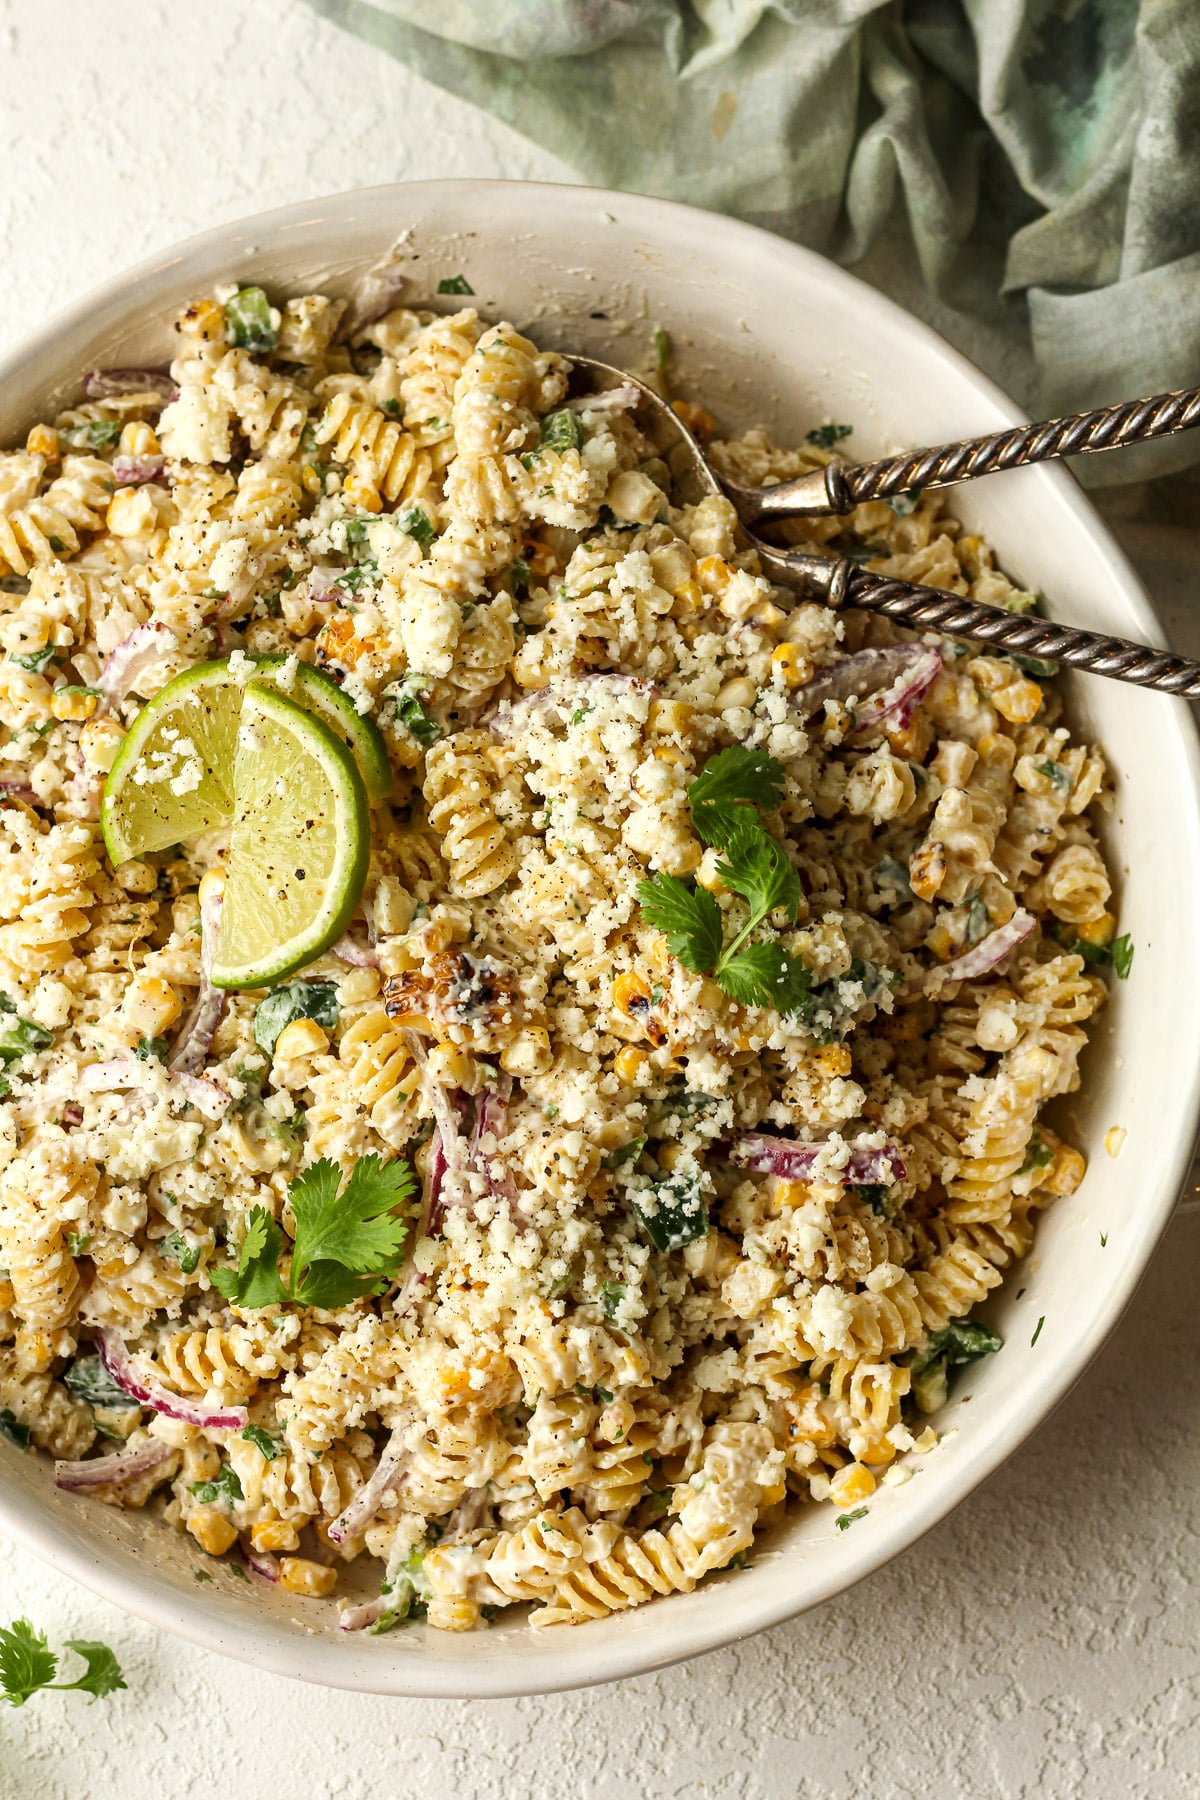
[566,356,1200,699]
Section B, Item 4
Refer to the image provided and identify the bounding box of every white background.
[2,4,1200,1796]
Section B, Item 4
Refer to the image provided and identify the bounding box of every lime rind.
[254,656,392,801]
[209,682,369,990]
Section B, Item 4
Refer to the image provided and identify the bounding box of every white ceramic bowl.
[2,181,1198,1698]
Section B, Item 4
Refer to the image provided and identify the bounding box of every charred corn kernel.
[118,420,160,457]
[648,698,694,735]
[671,576,703,614]
[829,1463,876,1507]
[773,1178,810,1208]
[925,923,957,962]
[343,475,382,514]
[106,486,158,536]
[121,974,182,1038]
[26,422,60,461]
[1042,1143,1087,1195]
[251,1518,301,1554]
[188,1506,238,1558]
[992,677,1043,724]
[1077,909,1117,947]
[197,867,226,908]
[51,685,99,721]
[279,1556,337,1598]
[715,675,756,713]
[613,971,652,1016]
[273,1017,330,1062]
[181,296,227,342]
[696,554,732,596]
[500,1026,553,1078]
[885,710,934,762]
[614,1045,649,1084]
[814,1043,852,1079]
[426,1042,478,1091]
[857,1436,897,1467]
[771,643,812,688]
[908,839,947,903]
[301,463,325,496]
[522,536,556,576]
[672,400,716,440]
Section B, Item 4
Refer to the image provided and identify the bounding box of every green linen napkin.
[304,0,1200,483]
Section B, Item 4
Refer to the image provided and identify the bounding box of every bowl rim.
[2,176,1199,1699]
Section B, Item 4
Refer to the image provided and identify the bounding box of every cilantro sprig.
[637,748,808,1011]
[0,1620,124,1707]
[210,1155,416,1310]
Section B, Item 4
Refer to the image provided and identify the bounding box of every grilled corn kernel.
[187,1506,238,1557]
[50,685,99,721]
[714,675,756,713]
[279,1556,337,1598]
[774,1177,810,1209]
[829,1463,877,1507]
[613,971,652,1017]
[908,839,947,903]
[181,296,227,342]
[648,698,694,735]
[1041,1143,1087,1197]
[672,400,716,440]
[858,1436,897,1467]
[653,745,687,767]
[657,1141,689,1173]
[273,1018,330,1062]
[343,475,383,514]
[106,486,158,537]
[251,1518,301,1554]
[614,1045,649,1085]
[500,1027,553,1078]
[885,711,934,762]
[197,867,226,908]
[671,576,704,614]
[814,1043,852,1079]
[121,974,182,1039]
[14,1326,56,1374]
[771,643,812,688]
[1076,909,1117,947]
[25,423,59,461]
[118,420,161,457]
[992,676,1043,724]
[696,554,732,596]
[426,1042,478,1091]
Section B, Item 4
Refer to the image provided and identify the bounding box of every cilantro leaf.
[436,274,474,295]
[688,747,785,848]
[252,981,340,1056]
[806,422,852,450]
[385,673,441,747]
[59,1641,126,1702]
[0,1409,31,1448]
[716,942,811,1011]
[0,1620,58,1705]
[188,1464,243,1507]
[60,419,121,452]
[160,1230,200,1274]
[9,646,59,674]
[209,1206,288,1309]
[63,1355,131,1411]
[1110,933,1134,980]
[241,1424,282,1460]
[630,1170,708,1252]
[636,875,724,974]
[398,505,436,551]
[290,1154,415,1286]
[835,1507,868,1530]
[538,409,582,455]
[0,1009,53,1066]
[134,1036,169,1063]
[714,818,800,925]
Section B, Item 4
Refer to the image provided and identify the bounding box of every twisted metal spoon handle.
[740,383,1200,521]
[752,545,1200,697]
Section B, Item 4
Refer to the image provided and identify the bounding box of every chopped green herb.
[545,1103,559,1120]
[963,891,989,947]
[1031,1315,1045,1347]
[1018,1130,1053,1178]
[209,1154,416,1311]
[397,505,436,551]
[601,1281,627,1321]
[63,1356,131,1412]
[224,286,278,353]
[60,419,122,452]
[1011,652,1059,678]
[873,856,913,905]
[8,646,59,674]
[885,489,922,518]
[333,560,378,594]
[193,1569,214,1583]
[653,326,670,371]
[252,980,340,1056]
[908,1318,1002,1413]
[0,1004,52,1067]
[436,275,474,295]
[805,422,853,450]
[1100,1231,1108,1247]
[603,1136,646,1168]
[835,1507,868,1531]
[0,1620,125,1706]
[241,1424,283,1460]
[48,536,67,555]
[1110,934,1134,980]
[188,1464,244,1508]
[510,556,532,591]
[853,1184,889,1216]
[538,409,583,455]
[631,1169,709,1253]
[134,1036,169,1064]
[66,1233,92,1257]
[160,1231,200,1275]
[571,704,594,726]
[0,1409,31,1448]
[384,672,442,747]
[380,398,402,418]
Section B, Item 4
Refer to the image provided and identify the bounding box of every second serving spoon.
[565,356,1200,699]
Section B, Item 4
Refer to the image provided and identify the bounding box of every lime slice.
[254,656,392,801]
[101,660,242,865]
[101,654,391,864]
[210,682,369,989]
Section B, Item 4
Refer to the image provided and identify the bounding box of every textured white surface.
[2,4,1200,1796]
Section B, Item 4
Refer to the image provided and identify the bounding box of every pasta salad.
[0,281,1122,1632]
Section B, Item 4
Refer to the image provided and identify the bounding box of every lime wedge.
[210,682,369,989]
[101,654,390,865]
[101,660,242,865]
[254,656,392,801]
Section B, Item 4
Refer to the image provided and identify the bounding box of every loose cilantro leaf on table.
[210,1155,416,1310]
[252,980,340,1056]
[0,1620,125,1706]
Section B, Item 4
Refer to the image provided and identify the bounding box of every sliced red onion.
[239,1541,280,1582]
[54,1438,175,1492]
[62,1102,83,1127]
[81,1057,229,1119]
[565,381,641,416]
[170,885,226,1073]
[85,368,176,404]
[470,1073,521,1220]
[327,1428,407,1544]
[731,1131,907,1187]
[66,745,101,821]
[111,453,166,487]
[0,782,39,805]
[80,1059,141,1092]
[332,931,379,969]
[339,264,409,339]
[307,566,342,604]
[339,1596,389,1632]
[405,1031,467,1235]
[852,646,943,732]
[95,1328,248,1429]
[168,1071,230,1120]
[97,621,178,703]
[795,645,941,727]
[923,908,1036,993]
